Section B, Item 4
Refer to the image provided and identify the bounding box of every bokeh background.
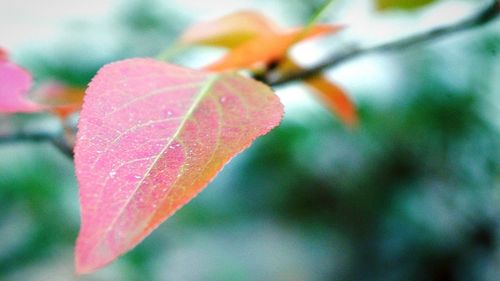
[0,0,499,280]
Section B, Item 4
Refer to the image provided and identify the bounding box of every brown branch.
[266,0,500,87]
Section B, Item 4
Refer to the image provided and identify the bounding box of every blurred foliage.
[1,0,499,280]
[376,0,436,10]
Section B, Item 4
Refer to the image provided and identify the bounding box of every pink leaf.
[0,59,40,113]
[74,58,283,273]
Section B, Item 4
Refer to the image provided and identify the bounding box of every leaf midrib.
[91,73,219,253]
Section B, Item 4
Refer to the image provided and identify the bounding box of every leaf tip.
[74,235,118,275]
[74,240,100,275]
[75,250,96,275]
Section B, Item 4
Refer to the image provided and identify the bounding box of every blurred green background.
[0,0,499,280]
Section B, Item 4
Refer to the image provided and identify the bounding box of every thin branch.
[266,0,500,87]
[0,131,53,144]
[0,130,74,159]
[48,137,74,159]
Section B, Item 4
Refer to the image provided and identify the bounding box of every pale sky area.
[0,0,477,49]
[0,0,114,49]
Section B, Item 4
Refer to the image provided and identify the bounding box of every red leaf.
[74,58,283,273]
[0,48,7,61]
[0,59,41,113]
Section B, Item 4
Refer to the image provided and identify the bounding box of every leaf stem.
[307,0,339,29]
[155,42,187,61]
[293,0,339,45]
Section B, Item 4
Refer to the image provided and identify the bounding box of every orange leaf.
[306,75,357,126]
[180,10,279,48]
[175,10,343,71]
[204,24,342,71]
[32,82,85,118]
[280,59,357,126]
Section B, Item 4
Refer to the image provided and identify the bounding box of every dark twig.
[0,130,74,159]
[48,137,74,158]
[266,0,500,86]
[0,131,54,144]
